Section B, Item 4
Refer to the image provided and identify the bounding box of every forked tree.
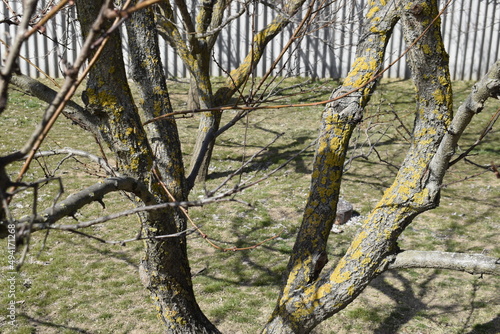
[0,0,499,333]
[154,0,311,184]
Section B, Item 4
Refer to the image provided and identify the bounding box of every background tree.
[155,0,312,185]
[0,0,499,333]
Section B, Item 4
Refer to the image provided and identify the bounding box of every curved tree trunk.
[3,1,499,333]
[264,0,453,332]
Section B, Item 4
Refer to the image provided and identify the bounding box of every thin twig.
[145,0,455,126]
[151,167,282,252]
[24,0,70,38]
[449,107,500,167]
[207,132,284,196]
[66,227,196,245]
[33,148,115,175]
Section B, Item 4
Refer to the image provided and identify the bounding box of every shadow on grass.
[20,313,93,333]
[193,239,290,288]
[370,270,499,334]
[191,215,293,288]
[209,133,315,180]
[371,270,438,334]
[460,279,500,334]
[77,237,140,270]
[465,315,500,334]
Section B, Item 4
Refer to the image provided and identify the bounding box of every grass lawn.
[0,77,498,333]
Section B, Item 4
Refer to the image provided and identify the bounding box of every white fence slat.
[0,0,498,81]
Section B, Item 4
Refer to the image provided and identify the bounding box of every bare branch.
[428,60,500,191]
[0,0,118,171]
[213,0,308,104]
[196,0,218,36]
[13,176,155,236]
[0,0,38,114]
[152,167,282,252]
[207,132,285,196]
[11,176,247,235]
[24,0,70,38]
[9,73,99,133]
[197,1,248,40]
[21,138,316,234]
[389,250,500,276]
[33,148,116,176]
[156,2,196,70]
[449,107,500,167]
[66,226,197,245]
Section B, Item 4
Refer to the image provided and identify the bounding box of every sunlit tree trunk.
[264,0,453,332]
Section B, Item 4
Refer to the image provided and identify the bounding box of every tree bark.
[75,2,220,332]
[186,0,308,185]
[264,2,399,332]
[388,250,500,275]
[264,0,456,332]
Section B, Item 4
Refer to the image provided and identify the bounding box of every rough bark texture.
[389,250,500,275]
[76,1,152,178]
[264,1,456,332]
[127,5,220,332]
[180,0,308,185]
[264,2,399,332]
[74,1,220,332]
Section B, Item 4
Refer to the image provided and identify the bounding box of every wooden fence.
[1,0,499,81]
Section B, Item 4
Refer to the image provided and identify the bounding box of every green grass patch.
[0,78,498,333]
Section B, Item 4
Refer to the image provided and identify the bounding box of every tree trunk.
[76,2,220,332]
[264,0,452,332]
[187,110,221,186]
[186,52,218,187]
[187,77,201,111]
[187,0,308,185]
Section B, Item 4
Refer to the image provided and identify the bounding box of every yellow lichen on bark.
[350,230,368,260]
[432,88,447,104]
[329,257,352,284]
[366,6,380,19]
[343,56,380,87]
[280,258,306,300]
[422,44,432,54]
